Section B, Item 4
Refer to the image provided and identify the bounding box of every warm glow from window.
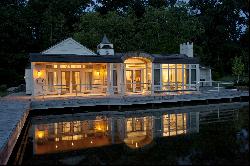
[37,131,45,139]
[37,71,42,77]
[71,65,82,68]
[60,65,70,68]
[162,69,168,83]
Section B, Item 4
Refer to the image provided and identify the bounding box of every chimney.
[180,42,193,58]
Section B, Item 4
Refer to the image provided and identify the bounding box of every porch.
[30,56,200,97]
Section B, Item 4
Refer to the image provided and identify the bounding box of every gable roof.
[42,38,96,55]
[101,35,111,44]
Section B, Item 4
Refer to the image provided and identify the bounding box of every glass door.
[126,69,143,93]
[126,70,133,92]
[85,72,92,90]
[47,71,57,92]
[72,71,80,93]
[134,70,142,92]
[61,71,70,94]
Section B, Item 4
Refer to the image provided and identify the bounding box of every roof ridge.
[42,37,96,55]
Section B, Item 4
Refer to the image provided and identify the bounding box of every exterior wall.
[200,68,212,86]
[180,42,193,58]
[97,49,114,56]
[32,62,46,96]
[29,61,202,97]
[25,68,32,95]
[153,63,200,92]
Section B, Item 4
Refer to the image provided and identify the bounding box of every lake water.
[16,103,249,165]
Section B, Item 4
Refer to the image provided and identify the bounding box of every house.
[25,35,212,97]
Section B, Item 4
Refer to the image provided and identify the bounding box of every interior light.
[37,71,42,77]
[37,131,45,139]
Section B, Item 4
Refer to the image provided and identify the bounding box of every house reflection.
[32,112,199,155]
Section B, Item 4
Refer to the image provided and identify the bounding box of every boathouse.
[25,35,212,96]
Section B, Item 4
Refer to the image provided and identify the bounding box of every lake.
[11,103,249,165]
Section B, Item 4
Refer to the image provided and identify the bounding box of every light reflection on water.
[30,106,239,155]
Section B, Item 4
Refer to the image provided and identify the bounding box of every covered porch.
[29,52,200,97]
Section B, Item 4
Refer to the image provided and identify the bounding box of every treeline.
[0,0,248,87]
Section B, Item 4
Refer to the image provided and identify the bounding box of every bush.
[0,84,7,91]
[234,79,249,86]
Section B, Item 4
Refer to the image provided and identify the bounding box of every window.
[62,122,71,133]
[60,65,70,68]
[162,69,169,84]
[191,69,196,84]
[154,69,160,85]
[71,65,81,68]
[48,72,57,92]
[185,69,189,84]
[113,70,117,86]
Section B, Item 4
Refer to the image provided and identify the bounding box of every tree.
[232,56,244,84]
[189,0,249,77]
[74,6,204,54]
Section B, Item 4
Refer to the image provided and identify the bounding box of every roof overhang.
[30,53,122,63]
[29,52,199,64]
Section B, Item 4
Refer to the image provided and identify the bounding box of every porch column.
[160,64,162,91]
[57,67,62,95]
[108,118,115,144]
[151,63,155,95]
[107,63,114,96]
[209,68,212,86]
[182,64,184,90]
[188,65,191,89]
[196,64,200,91]
[118,63,125,95]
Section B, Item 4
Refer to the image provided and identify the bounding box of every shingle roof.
[29,51,199,64]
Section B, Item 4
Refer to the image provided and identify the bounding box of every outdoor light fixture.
[37,70,42,77]
[37,131,45,139]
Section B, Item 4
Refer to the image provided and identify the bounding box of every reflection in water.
[32,107,238,155]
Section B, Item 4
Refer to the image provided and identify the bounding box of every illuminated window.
[46,65,53,68]
[73,121,81,132]
[62,136,73,141]
[73,135,83,140]
[176,64,182,68]
[71,65,82,68]
[127,118,133,132]
[162,69,168,84]
[60,65,70,68]
[162,64,168,68]
[169,64,176,68]
[63,122,71,133]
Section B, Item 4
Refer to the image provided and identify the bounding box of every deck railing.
[41,81,204,97]
[196,80,234,92]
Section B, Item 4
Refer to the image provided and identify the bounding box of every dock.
[0,93,30,165]
[30,89,249,111]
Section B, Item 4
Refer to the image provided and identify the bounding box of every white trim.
[42,38,96,55]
